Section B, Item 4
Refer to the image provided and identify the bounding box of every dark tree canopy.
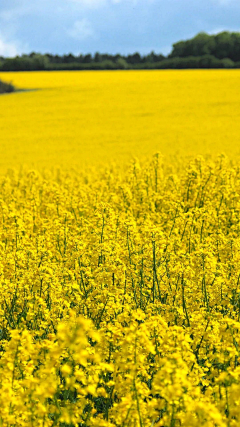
[0,79,15,94]
[0,31,239,71]
[170,31,240,62]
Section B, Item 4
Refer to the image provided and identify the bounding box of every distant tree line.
[1,31,240,71]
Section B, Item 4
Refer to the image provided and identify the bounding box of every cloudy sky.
[0,0,239,57]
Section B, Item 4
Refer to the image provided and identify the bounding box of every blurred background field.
[0,69,240,172]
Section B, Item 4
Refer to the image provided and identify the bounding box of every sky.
[0,0,240,57]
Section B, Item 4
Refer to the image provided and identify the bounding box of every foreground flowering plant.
[1,154,240,426]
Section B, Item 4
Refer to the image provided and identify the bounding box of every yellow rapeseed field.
[1,71,240,426]
[0,70,240,171]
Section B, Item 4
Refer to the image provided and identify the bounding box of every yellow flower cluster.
[1,153,240,426]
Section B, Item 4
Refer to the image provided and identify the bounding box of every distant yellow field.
[0,70,240,172]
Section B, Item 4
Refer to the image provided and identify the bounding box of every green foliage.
[0,79,15,94]
[0,31,239,71]
[155,55,235,69]
[1,54,49,71]
[171,31,240,62]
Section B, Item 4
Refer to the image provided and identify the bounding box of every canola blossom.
[0,154,240,426]
[1,70,240,426]
[0,70,240,171]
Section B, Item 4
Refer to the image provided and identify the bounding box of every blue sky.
[0,0,239,57]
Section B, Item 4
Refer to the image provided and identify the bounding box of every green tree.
[170,31,240,62]
[116,58,129,69]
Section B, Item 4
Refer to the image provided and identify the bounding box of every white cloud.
[0,29,29,57]
[0,37,19,56]
[208,26,240,34]
[67,19,95,40]
[208,27,226,34]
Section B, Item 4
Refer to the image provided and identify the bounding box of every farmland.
[0,70,240,426]
[0,70,240,171]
